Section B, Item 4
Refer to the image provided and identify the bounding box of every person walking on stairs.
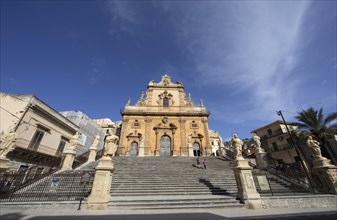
[203,158,207,169]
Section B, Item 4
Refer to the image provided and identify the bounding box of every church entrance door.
[130,142,138,156]
[193,142,201,156]
[160,135,171,156]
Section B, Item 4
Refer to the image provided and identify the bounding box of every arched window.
[163,97,169,107]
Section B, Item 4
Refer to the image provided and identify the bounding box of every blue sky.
[1,0,336,140]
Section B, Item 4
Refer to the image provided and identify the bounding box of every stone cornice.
[121,110,210,117]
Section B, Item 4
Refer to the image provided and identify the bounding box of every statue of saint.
[252,133,261,149]
[231,133,244,160]
[307,136,322,158]
[70,132,81,148]
[188,134,192,144]
[103,130,119,157]
[0,127,17,157]
[200,99,204,107]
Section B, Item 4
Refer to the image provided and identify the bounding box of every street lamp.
[276,110,308,171]
[276,110,316,193]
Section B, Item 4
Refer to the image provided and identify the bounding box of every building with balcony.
[0,93,78,173]
[251,120,301,165]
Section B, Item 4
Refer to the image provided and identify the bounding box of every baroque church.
[117,74,213,157]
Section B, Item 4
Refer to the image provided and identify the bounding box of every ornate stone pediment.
[147,74,184,88]
[159,74,172,86]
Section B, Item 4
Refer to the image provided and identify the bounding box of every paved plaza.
[1,206,337,220]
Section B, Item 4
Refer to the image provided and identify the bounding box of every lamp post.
[276,110,307,171]
[78,172,90,210]
[277,110,316,193]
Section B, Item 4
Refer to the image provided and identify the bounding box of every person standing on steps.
[196,156,202,168]
[203,158,207,169]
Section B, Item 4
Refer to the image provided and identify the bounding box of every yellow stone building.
[117,74,212,157]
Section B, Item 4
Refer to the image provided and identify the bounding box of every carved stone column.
[179,118,188,156]
[118,118,129,156]
[202,118,212,156]
[144,117,152,156]
[138,136,145,157]
[87,156,114,210]
[232,158,263,209]
[154,130,160,156]
[188,142,194,157]
[172,129,178,156]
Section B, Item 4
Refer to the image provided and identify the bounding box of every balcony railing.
[267,144,294,153]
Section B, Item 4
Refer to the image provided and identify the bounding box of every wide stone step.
[111,180,236,184]
[111,191,235,196]
[108,195,244,209]
[109,199,241,207]
[111,188,232,192]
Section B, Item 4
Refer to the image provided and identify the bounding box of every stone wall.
[261,195,337,208]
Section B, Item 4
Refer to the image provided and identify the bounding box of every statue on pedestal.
[307,136,322,158]
[188,134,192,145]
[252,133,261,149]
[70,132,81,148]
[231,134,244,160]
[103,130,119,157]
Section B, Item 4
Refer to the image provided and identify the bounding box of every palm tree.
[295,107,337,163]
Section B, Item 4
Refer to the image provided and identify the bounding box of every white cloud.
[87,57,105,85]
[103,1,331,126]
[162,1,311,123]
[106,1,144,34]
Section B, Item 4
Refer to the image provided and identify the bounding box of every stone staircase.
[257,174,313,196]
[0,156,330,210]
[107,156,244,209]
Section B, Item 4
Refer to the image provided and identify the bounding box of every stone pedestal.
[232,159,263,209]
[255,148,268,169]
[312,157,333,168]
[60,147,76,171]
[312,157,337,194]
[87,156,114,210]
[87,149,97,162]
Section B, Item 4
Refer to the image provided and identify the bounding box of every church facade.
[117,74,212,157]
